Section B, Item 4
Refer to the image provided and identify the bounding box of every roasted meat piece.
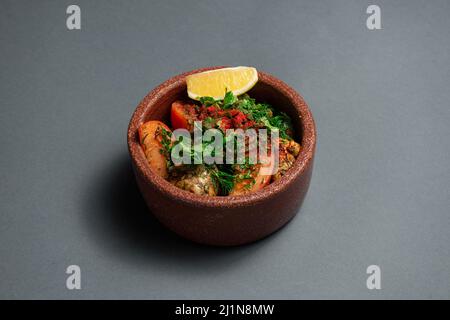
[138,120,172,178]
[273,139,301,181]
[168,165,217,196]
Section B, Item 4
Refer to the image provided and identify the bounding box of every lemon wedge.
[186,66,258,100]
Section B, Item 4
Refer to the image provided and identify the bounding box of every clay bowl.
[127,66,316,246]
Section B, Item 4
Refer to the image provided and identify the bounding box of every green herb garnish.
[199,96,217,106]
[208,165,235,195]
[159,127,172,157]
[222,90,237,109]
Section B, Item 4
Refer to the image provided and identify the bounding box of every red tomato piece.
[171,101,190,130]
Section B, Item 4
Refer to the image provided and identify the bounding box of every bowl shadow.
[82,151,278,273]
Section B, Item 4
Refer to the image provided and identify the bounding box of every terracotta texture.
[127,66,316,246]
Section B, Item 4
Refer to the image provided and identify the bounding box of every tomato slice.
[171,101,196,131]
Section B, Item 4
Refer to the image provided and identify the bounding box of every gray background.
[0,0,449,299]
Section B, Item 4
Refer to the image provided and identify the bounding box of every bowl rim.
[127,66,316,208]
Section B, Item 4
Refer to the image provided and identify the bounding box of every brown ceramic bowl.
[127,66,316,246]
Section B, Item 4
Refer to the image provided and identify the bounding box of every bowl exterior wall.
[132,157,314,246]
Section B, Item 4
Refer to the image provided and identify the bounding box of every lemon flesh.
[186,66,258,100]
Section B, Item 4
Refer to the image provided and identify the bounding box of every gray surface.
[0,0,449,299]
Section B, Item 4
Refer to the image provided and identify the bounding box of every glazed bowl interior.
[128,67,315,207]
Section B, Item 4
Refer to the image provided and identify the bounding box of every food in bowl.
[127,66,316,245]
[138,67,301,197]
